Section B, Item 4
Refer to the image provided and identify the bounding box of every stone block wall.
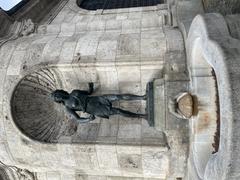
[0,0,189,179]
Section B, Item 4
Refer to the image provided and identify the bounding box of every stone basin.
[187,13,240,180]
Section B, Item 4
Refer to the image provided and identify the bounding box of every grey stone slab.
[96,136,117,144]
[61,174,76,180]
[140,37,166,58]
[165,29,184,51]
[80,15,95,23]
[97,40,118,60]
[118,153,142,175]
[24,43,46,67]
[101,32,120,41]
[119,82,141,94]
[46,172,61,180]
[46,24,61,35]
[122,20,141,34]
[140,69,163,83]
[0,43,16,69]
[117,66,140,82]
[71,15,83,23]
[59,41,77,63]
[75,33,102,56]
[72,146,95,169]
[0,142,12,164]
[7,50,26,75]
[119,101,142,116]
[141,29,165,38]
[42,37,67,62]
[59,23,76,36]
[96,145,119,169]
[141,16,161,28]
[76,22,89,32]
[142,11,159,20]
[116,12,128,20]
[87,20,106,31]
[107,177,143,180]
[142,147,169,178]
[75,122,99,141]
[63,12,76,23]
[57,145,76,167]
[89,176,108,180]
[31,35,56,44]
[51,13,66,24]
[118,118,142,140]
[164,52,186,74]
[36,172,47,180]
[117,34,140,58]
[101,14,117,20]
[97,69,119,91]
[98,117,119,138]
[128,11,142,20]
[106,20,122,31]
[72,66,98,83]
[15,38,32,50]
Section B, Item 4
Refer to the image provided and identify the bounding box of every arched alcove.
[11,68,64,142]
[10,64,166,145]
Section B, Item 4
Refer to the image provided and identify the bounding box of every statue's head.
[50,90,69,103]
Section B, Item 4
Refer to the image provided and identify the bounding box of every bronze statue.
[50,83,147,123]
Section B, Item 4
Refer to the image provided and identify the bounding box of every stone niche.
[10,62,167,146]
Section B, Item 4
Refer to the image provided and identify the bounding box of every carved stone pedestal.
[146,79,165,130]
[147,76,189,130]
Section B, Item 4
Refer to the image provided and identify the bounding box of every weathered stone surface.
[0,1,193,179]
[177,93,193,118]
[187,13,240,180]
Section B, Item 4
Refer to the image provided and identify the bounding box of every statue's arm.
[66,107,95,123]
[72,83,94,95]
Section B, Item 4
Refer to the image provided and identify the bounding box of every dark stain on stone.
[212,69,220,154]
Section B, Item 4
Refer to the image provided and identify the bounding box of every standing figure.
[50,83,147,123]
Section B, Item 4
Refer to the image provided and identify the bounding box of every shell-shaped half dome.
[11,68,64,142]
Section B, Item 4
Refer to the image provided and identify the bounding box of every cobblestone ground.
[203,0,240,15]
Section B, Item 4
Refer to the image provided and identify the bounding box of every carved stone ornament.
[0,160,36,180]
[19,19,35,36]
[17,169,35,180]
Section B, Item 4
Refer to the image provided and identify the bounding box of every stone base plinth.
[146,79,165,130]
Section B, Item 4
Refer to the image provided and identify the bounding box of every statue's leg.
[102,94,146,102]
[110,108,147,119]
